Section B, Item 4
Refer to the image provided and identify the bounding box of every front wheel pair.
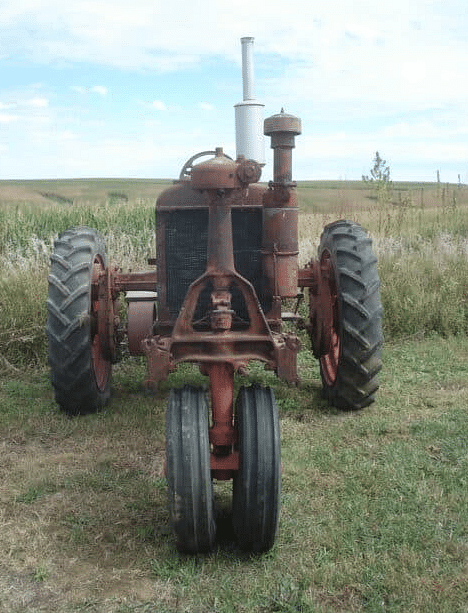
[165,384,280,554]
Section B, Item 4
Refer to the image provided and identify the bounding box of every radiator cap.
[191,148,242,190]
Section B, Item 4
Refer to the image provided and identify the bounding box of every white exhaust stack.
[234,37,265,165]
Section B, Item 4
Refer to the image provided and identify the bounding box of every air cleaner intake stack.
[234,37,265,165]
[262,111,302,300]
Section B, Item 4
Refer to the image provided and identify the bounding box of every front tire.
[166,386,216,553]
[46,226,112,415]
[232,385,281,553]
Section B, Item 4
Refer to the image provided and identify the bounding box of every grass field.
[1,178,468,612]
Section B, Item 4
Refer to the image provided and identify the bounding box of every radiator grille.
[165,208,268,318]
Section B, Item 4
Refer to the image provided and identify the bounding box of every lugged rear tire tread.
[317,220,383,410]
[46,226,111,416]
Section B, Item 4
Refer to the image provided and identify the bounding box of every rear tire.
[315,220,383,409]
[46,226,112,416]
[166,385,216,553]
[232,384,281,553]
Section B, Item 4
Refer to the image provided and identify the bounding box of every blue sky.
[0,0,467,182]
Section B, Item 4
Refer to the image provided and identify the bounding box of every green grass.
[379,252,468,338]
[0,269,48,369]
[1,338,467,612]
[0,177,171,206]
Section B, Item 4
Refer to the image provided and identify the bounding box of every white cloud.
[1,1,467,115]
[71,85,107,95]
[91,86,107,96]
[0,0,467,180]
[26,97,49,108]
[0,113,18,123]
[58,130,78,140]
[152,100,167,111]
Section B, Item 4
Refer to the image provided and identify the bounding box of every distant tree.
[362,151,393,205]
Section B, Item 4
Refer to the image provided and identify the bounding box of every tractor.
[46,38,383,553]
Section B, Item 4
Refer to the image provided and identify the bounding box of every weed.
[261,575,312,612]
[33,563,51,582]
[15,482,57,504]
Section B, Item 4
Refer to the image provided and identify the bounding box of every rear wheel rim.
[91,255,111,392]
[320,250,341,387]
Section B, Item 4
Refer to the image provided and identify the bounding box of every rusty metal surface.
[150,147,303,382]
[127,298,156,356]
[298,265,315,288]
[156,157,261,324]
[178,150,233,181]
[190,148,263,191]
[95,267,119,364]
[191,148,243,190]
[157,180,209,211]
[210,451,239,480]
[89,260,115,389]
[264,109,301,184]
[274,333,301,384]
[262,202,299,298]
[236,158,262,184]
[114,271,157,292]
[207,362,236,451]
[207,197,236,272]
[260,110,302,298]
[169,268,275,367]
[142,335,175,390]
[306,255,338,360]
[156,178,265,210]
[264,110,302,138]
[156,179,266,322]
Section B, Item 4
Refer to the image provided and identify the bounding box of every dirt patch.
[0,417,173,612]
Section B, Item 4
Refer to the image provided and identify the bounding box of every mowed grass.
[1,178,468,611]
[1,339,467,612]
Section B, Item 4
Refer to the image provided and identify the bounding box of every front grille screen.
[165,208,268,319]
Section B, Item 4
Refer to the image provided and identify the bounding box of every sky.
[0,0,467,182]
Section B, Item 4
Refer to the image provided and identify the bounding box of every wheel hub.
[308,252,341,385]
[91,256,113,391]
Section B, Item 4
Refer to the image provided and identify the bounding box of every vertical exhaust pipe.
[241,35,255,101]
[234,37,265,165]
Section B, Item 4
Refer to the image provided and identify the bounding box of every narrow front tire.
[166,385,216,553]
[233,384,281,553]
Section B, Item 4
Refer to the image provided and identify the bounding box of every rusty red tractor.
[46,38,383,553]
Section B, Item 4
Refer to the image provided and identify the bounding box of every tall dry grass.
[2,184,468,369]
